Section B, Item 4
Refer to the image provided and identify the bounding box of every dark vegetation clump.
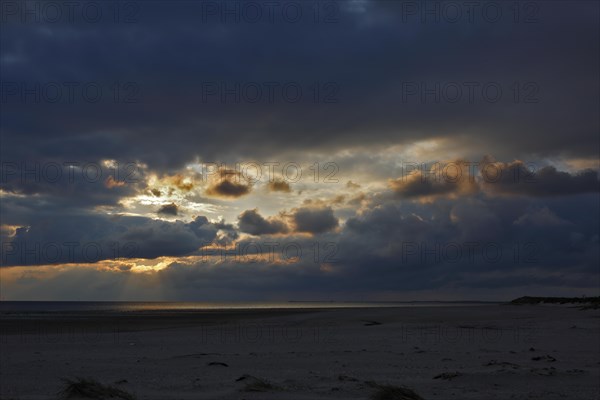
[510,296,600,309]
[236,375,281,392]
[369,384,425,400]
[58,377,136,400]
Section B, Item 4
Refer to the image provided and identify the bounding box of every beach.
[1,304,599,399]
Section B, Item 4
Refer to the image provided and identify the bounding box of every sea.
[0,301,497,314]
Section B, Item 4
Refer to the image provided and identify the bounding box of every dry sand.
[1,304,599,399]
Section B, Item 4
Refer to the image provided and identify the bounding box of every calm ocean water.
[0,301,496,314]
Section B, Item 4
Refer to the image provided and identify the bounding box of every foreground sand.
[1,305,599,399]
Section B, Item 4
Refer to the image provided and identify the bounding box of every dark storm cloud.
[389,160,478,198]
[1,1,598,172]
[0,212,219,266]
[480,160,600,197]
[2,187,598,298]
[291,206,339,234]
[157,203,178,215]
[267,180,291,193]
[10,192,597,301]
[205,179,251,198]
[0,161,147,207]
[238,209,289,235]
[387,159,599,199]
[332,193,599,290]
[237,207,340,236]
[346,181,361,189]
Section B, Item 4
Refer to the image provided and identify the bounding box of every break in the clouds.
[0,0,599,300]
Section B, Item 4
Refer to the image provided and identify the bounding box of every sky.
[0,0,599,301]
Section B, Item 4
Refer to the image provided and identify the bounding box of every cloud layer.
[1,1,598,300]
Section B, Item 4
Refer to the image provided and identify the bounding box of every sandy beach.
[0,304,598,399]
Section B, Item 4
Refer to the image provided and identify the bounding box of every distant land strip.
[510,296,600,309]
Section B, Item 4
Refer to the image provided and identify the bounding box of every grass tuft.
[58,377,136,400]
[237,375,280,392]
[370,384,425,400]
